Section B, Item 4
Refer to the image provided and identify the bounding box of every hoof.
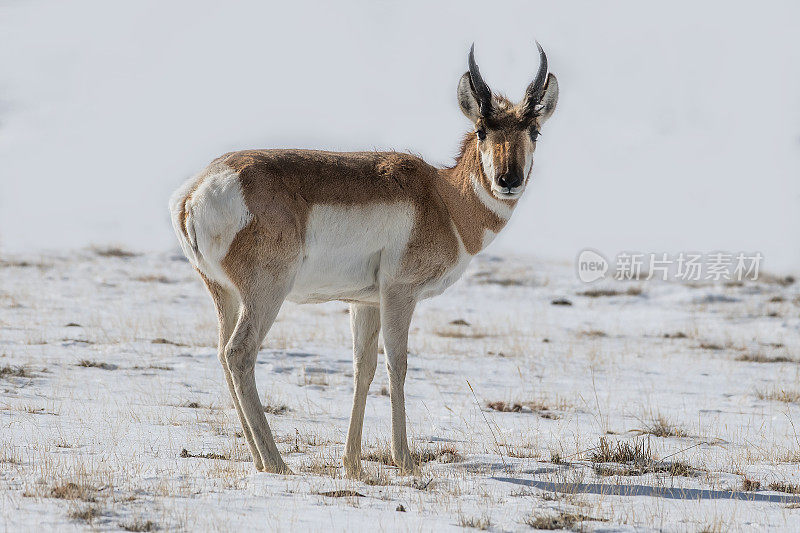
[261,460,293,475]
[342,457,363,480]
[393,456,419,476]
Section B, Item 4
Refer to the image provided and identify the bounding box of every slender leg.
[224,278,293,474]
[380,285,417,475]
[200,275,263,471]
[343,304,380,478]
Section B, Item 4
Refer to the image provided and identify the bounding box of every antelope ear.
[536,73,559,125]
[457,72,482,123]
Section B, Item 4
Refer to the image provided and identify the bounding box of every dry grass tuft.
[639,415,688,438]
[50,482,97,502]
[298,457,340,477]
[589,437,694,477]
[361,466,391,486]
[68,504,101,522]
[589,437,652,466]
[578,287,642,297]
[759,273,795,287]
[316,489,365,498]
[0,364,30,378]
[580,329,607,338]
[736,353,795,363]
[756,387,800,403]
[458,514,491,530]
[132,364,174,371]
[263,403,290,415]
[769,481,800,494]
[134,274,174,284]
[362,442,462,466]
[486,400,562,419]
[151,338,187,347]
[76,359,117,370]
[179,448,228,460]
[742,477,761,491]
[698,342,726,351]
[523,511,604,530]
[92,246,138,258]
[119,518,159,532]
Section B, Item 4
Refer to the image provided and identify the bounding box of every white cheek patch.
[479,143,495,180]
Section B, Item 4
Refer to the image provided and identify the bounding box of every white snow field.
[1,250,800,531]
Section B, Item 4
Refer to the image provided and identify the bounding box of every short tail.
[169,178,202,267]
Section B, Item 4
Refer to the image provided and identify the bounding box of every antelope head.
[457,42,559,199]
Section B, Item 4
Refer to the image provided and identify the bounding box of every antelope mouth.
[491,186,523,200]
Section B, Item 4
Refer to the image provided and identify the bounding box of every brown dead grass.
[578,287,642,297]
[589,437,652,464]
[524,511,606,530]
[736,353,795,364]
[639,415,688,438]
[580,329,607,338]
[362,442,462,466]
[92,246,138,258]
[458,514,491,530]
[151,338,187,347]
[756,388,800,403]
[0,364,30,378]
[486,400,563,419]
[134,275,174,284]
[263,403,290,415]
[68,504,101,523]
[769,481,800,494]
[179,448,228,460]
[588,437,695,477]
[49,482,98,502]
[433,328,487,339]
[76,360,117,370]
[119,518,159,532]
[742,477,761,491]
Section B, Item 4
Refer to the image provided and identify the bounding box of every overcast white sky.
[1,0,798,271]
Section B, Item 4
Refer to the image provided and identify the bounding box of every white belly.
[287,202,416,304]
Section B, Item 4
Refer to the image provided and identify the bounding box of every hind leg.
[200,274,264,471]
[224,271,294,473]
[343,303,380,478]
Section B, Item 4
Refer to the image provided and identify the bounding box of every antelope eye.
[530,128,540,142]
[476,128,486,141]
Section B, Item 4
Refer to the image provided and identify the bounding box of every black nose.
[497,173,522,189]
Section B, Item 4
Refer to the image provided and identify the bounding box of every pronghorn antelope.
[169,43,558,476]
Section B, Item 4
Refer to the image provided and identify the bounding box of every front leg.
[380,285,417,475]
[343,304,380,478]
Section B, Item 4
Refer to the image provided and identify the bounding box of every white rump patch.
[173,166,252,287]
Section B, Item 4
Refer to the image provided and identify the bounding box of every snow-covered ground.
[2,249,800,531]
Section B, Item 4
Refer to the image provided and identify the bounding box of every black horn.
[522,41,549,119]
[468,44,493,117]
